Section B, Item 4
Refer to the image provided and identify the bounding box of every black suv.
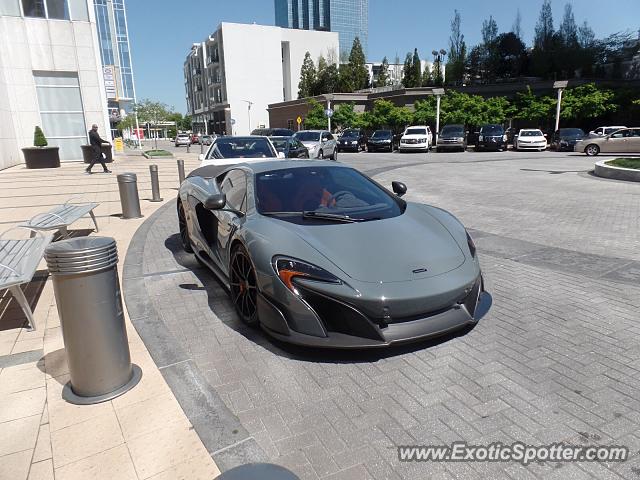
[338,129,367,152]
[475,124,507,151]
[367,130,394,152]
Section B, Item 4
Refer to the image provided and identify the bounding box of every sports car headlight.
[273,257,341,293]
[466,231,476,258]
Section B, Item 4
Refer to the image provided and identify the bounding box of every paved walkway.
[124,150,640,479]
[0,149,221,480]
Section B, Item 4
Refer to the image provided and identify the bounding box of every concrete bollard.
[177,159,185,186]
[149,165,163,202]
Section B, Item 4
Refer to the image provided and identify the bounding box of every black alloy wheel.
[178,202,193,253]
[229,246,259,326]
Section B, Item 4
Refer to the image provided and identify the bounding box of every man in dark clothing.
[86,124,111,174]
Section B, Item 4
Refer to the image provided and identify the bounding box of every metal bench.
[19,201,99,238]
[0,228,54,331]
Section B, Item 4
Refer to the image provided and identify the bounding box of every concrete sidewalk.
[0,150,221,480]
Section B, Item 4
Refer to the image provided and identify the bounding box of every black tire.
[177,202,193,253]
[229,245,259,326]
[318,149,323,159]
[330,148,338,161]
[585,144,599,156]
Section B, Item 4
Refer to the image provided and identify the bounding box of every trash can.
[117,173,143,219]
[81,144,114,164]
[45,237,141,405]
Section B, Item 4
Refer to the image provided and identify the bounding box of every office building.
[93,0,137,137]
[275,0,368,60]
[184,22,338,136]
[0,0,110,169]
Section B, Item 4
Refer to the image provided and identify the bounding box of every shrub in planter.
[22,126,60,169]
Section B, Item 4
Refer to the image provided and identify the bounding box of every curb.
[594,160,640,182]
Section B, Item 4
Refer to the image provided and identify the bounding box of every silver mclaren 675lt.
[177,160,489,348]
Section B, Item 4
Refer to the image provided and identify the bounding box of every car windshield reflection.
[208,137,276,159]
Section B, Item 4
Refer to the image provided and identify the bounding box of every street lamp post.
[553,81,568,133]
[432,88,445,146]
[241,100,254,134]
[432,49,447,86]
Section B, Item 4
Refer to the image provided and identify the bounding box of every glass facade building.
[275,0,368,59]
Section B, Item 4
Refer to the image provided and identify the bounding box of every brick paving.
[128,149,640,479]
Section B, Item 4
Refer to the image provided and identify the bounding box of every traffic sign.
[296,116,302,125]
[325,108,334,118]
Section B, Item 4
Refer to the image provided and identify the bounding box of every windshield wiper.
[302,211,364,223]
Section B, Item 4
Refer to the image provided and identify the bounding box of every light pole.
[432,49,447,86]
[432,88,445,146]
[241,99,254,134]
[553,80,568,133]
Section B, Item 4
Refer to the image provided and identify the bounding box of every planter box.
[22,147,60,169]
[594,160,640,182]
[81,144,113,164]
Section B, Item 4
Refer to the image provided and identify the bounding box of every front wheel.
[177,202,193,253]
[585,144,600,156]
[330,148,338,161]
[229,246,259,326]
[318,149,323,159]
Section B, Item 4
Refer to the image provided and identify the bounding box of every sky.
[126,0,640,114]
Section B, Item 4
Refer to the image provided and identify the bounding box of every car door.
[326,132,337,154]
[626,128,640,153]
[603,130,629,153]
[213,169,247,274]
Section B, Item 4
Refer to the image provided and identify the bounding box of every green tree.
[304,99,328,129]
[495,32,528,78]
[375,56,390,87]
[347,37,369,90]
[559,3,578,47]
[33,126,48,147]
[531,0,555,77]
[560,83,618,121]
[180,115,192,131]
[411,49,422,87]
[512,86,555,124]
[402,52,413,87]
[481,15,499,82]
[298,52,317,98]
[388,106,414,132]
[332,103,360,129]
[446,10,466,85]
[512,9,522,40]
[134,99,172,149]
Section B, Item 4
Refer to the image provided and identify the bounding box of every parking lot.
[125,146,640,479]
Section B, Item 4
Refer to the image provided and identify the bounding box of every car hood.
[286,204,465,283]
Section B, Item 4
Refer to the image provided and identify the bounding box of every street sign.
[325,108,334,118]
[231,118,236,125]
[296,116,302,125]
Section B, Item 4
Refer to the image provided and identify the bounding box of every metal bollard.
[200,142,203,154]
[44,237,142,405]
[186,143,190,153]
[117,173,143,219]
[177,158,185,185]
[149,165,163,202]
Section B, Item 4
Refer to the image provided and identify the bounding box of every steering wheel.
[329,190,352,206]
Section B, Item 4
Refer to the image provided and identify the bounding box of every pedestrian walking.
[85,124,112,174]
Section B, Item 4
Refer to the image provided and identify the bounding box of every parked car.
[367,130,394,152]
[177,160,488,347]
[199,136,283,167]
[337,129,367,152]
[175,133,191,147]
[191,134,202,145]
[575,127,640,156]
[514,129,547,151]
[251,128,295,137]
[589,126,627,137]
[550,128,585,151]
[475,125,507,151]
[436,124,467,152]
[200,135,216,146]
[399,126,432,152]
[293,130,338,160]
[270,136,309,159]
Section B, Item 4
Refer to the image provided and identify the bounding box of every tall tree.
[577,21,595,48]
[482,15,498,46]
[402,52,413,87]
[298,52,317,98]
[411,48,422,87]
[315,55,340,94]
[559,3,578,47]
[534,0,554,50]
[481,16,499,82]
[512,9,522,39]
[375,56,390,87]
[347,37,369,90]
[446,10,466,85]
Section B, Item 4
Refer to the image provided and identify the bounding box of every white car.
[199,136,284,167]
[175,133,191,147]
[514,129,547,151]
[399,126,432,152]
[589,126,627,137]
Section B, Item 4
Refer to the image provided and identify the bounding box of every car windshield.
[270,137,289,151]
[405,128,427,135]
[480,125,503,135]
[255,166,403,221]
[520,130,543,137]
[295,131,321,142]
[558,128,584,138]
[372,130,392,138]
[441,125,464,136]
[207,137,276,159]
[341,130,359,138]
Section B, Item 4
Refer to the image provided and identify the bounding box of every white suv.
[400,126,432,152]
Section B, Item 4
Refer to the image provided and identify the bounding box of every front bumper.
[399,142,429,151]
[257,272,488,348]
[517,142,547,150]
[437,140,465,150]
[368,142,392,151]
[476,139,505,150]
[338,142,360,151]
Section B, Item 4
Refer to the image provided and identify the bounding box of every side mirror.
[391,181,407,197]
[203,193,226,210]
[277,152,285,159]
[198,154,205,162]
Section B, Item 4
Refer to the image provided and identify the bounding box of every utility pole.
[553,81,568,133]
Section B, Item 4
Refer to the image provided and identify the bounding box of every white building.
[365,60,439,88]
[0,0,110,170]
[184,22,339,136]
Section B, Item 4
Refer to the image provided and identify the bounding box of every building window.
[68,0,88,20]
[33,71,87,161]
[287,119,294,130]
[46,0,69,19]
[0,0,21,16]
[22,0,46,17]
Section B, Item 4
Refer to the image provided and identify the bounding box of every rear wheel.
[585,144,600,156]
[177,202,193,253]
[330,148,338,161]
[229,246,259,326]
